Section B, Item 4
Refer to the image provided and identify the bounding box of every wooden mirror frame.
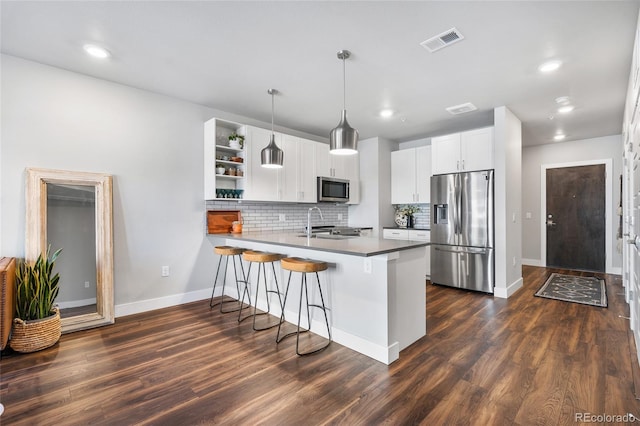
[25,168,114,333]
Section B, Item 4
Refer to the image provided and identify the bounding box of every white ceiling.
[2,1,638,146]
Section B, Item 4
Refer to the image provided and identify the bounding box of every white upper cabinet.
[431,127,493,175]
[280,134,317,202]
[205,118,359,203]
[244,125,281,201]
[316,143,360,204]
[391,146,431,204]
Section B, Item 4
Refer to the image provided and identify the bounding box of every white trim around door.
[540,159,613,274]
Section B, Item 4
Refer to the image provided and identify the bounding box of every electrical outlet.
[512,256,516,266]
[162,266,170,277]
[279,214,286,222]
[363,258,372,274]
[512,212,516,223]
[84,281,90,288]
[525,212,532,219]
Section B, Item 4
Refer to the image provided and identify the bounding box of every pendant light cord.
[271,91,275,133]
[342,57,346,110]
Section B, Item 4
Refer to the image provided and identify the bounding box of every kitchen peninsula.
[209,232,428,364]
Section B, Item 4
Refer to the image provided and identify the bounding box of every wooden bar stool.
[239,250,285,331]
[276,257,331,356]
[209,246,248,313]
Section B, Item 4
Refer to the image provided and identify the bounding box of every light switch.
[525,212,532,219]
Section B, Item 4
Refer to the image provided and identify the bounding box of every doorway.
[541,160,613,273]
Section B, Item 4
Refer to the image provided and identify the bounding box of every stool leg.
[251,262,283,331]
[209,254,225,308]
[315,271,332,343]
[296,271,331,356]
[219,254,243,314]
[276,271,294,343]
[237,262,254,323]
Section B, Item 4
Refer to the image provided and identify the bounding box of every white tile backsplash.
[206,200,349,232]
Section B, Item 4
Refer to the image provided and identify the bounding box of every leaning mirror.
[25,168,114,333]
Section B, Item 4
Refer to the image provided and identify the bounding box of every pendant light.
[330,50,358,155]
[261,89,284,168]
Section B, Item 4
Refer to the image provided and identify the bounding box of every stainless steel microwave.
[317,176,350,203]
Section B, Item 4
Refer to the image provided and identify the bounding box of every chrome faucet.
[307,207,324,237]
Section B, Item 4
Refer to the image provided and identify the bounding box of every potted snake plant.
[10,246,62,353]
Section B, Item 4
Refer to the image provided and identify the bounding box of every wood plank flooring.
[2,266,640,425]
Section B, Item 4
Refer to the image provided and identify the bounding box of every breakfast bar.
[209,232,428,364]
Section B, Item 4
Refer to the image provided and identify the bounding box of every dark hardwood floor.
[2,266,639,425]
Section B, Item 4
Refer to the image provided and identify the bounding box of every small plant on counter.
[395,204,421,217]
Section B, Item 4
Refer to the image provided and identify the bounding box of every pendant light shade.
[330,50,358,155]
[261,89,284,168]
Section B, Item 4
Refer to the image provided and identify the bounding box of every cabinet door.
[415,146,431,203]
[408,229,430,241]
[296,137,317,202]
[244,126,281,201]
[431,133,461,175]
[279,134,298,202]
[340,154,360,204]
[315,143,331,177]
[461,127,493,172]
[383,229,409,240]
[391,149,416,204]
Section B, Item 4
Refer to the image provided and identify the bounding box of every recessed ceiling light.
[379,109,394,118]
[554,133,566,141]
[538,60,562,73]
[83,44,111,59]
[557,105,574,114]
[555,96,570,105]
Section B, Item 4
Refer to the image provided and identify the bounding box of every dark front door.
[546,164,606,272]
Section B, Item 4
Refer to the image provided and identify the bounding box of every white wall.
[494,106,523,298]
[0,55,324,315]
[348,137,397,235]
[521,135,623,272]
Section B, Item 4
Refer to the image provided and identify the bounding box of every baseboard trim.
[57,297,97,309]
[115,289,211,317]
[494,276,523,299]
[522,258,543,267]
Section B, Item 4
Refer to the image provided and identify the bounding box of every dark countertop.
[210,231,428,257]
[383,226,430,231]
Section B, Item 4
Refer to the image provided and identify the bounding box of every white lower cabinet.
[383,228,430,276]
[383,229,410,240]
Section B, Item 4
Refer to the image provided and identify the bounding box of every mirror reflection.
[46,183,98,318]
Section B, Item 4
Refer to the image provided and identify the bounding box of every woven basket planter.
[10,307,61,353]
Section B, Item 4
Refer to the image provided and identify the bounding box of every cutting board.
[207,210,241,234]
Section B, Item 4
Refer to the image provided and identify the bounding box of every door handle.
[546,219,557,227]
[627,235,640,249]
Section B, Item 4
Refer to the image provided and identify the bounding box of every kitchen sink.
[297,233,357,240]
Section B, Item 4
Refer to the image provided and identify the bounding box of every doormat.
[534,273,607,308]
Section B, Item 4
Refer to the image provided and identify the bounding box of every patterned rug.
[534,273,607,308]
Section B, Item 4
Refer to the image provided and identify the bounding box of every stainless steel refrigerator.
[430,170,495,293]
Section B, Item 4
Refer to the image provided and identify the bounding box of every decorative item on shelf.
[261,89,284,168]
[330,49,358,155]
[10,246,62,353]
[237,169,244,177]
[228,168,236,176]
[394,205,421,229]
[231,156,243,163]
[216,165,226,175]
[228,133,244,150]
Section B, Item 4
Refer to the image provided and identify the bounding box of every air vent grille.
[446,102,477,115]
[420,27,465,53]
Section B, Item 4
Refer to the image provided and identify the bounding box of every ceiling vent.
[446,102,477,115]
[420,28,464,53]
